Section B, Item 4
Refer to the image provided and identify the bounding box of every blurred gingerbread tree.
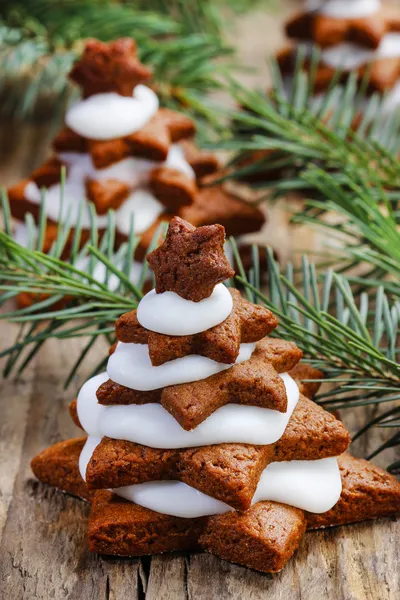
[0,0,261,124]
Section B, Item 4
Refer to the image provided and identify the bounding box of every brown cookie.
[30,437,93,502]
[116,288,278,366]
[286,5,400,49]
[125,108,195,162]
[69,38,151,98]
[97,338,303,429]
[86,109,196,169]
[88,490,205,556]
[200,501,306,573]
[277,44,400,94]
[31,157,64,188]
[307,453,400,529]
[84,395,350,510]
[180,139,220,180]
[156,108,196,142]
[147,217,234,302]
[87,490,306,573]
[53,127,86,154]
[289,363,323,398]
[86,138,131,170]
[8,180,41,222]
[85,179,130,214]
[180,185,266,238]
[149,167,198,212]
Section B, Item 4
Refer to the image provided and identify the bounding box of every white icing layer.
[115,188,164,235]
[75,257,143,292]
[164,144,195,179]
[137,284,233,336]
[382,79,400,114]
[115,481,232,518]
[77,372,109,435]
[321,33,400,70]
[106,457,341,517]
[65,85,159,140]
[107,341,256,392]
[59,144,194,189]
[252,457,342,513]
[24,180,109,229]
[14,222,30,248]
[306,0,380,18]
[79,435,102,481]
[77,372,299,448]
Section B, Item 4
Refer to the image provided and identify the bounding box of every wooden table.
[0,3,399,598]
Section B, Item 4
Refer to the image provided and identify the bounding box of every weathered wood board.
[0,2,399,598]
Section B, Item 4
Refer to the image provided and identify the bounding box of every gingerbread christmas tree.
[8,38,265,262]
[278,0,400,107]
[31,217,400,573]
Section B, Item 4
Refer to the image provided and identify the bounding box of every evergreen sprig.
[0,193,399,470]
[217,65,400,194]
[232,240,400,472]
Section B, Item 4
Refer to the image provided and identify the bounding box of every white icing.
[376,32,400,60]
[94,157,156,186]
[107,341,256,392]
[115,188,164,235]
[252,457,342,513]
[107,457,341,517]
[321,33,400,71]
[115,481,232,518]
[306,0,380,18]
[322,43,375,70]
[75,257,143,292]
[24,180,109,229]
[381,79,400,114]
[14,223,30,248]
[76,372,299,448]
[164,144,195,179]
[77,372,109,435]
[137,284,233,336]
[79,435,103,481]
[65,85,159,140]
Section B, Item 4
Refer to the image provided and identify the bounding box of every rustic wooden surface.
[0,3,399,598]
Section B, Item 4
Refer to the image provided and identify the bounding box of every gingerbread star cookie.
[147,217,235,301]
[116,288,278,366]
[69,38,152,97]
[94,338,303,429]
[286,4,400,49]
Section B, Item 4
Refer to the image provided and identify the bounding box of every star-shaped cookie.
[147,217,235,301]
[30,157,64,188]
[83,395,350,510]
[286,4,400,49]
[116,288,278,366]
[277,45,400,93]
[69,38,152,98]
[95,338,303,429]
[180,185,266,238]
[86,108,195,168]
[85,179,130,215]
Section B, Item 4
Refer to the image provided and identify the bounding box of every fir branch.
[233,241,400,471]
[217,69,400,194]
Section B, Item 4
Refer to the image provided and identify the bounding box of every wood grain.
[0,2,399,598]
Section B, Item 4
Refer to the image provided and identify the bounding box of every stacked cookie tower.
[31,217,400,573]
[278,0,400,111]
[8,38,264,261]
